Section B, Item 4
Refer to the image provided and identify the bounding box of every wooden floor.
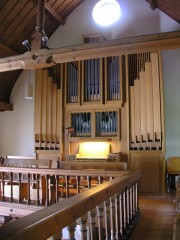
[130,191,176,240]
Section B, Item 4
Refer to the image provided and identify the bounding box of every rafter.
[149,0,157,10]
[0,42,17,56]
[45,2,65,25]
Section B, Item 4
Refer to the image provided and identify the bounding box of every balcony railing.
[0,167,141,240]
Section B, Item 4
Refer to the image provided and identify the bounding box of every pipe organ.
[34,68,62,151]
[34,50,165,193]
[128,52,162,150]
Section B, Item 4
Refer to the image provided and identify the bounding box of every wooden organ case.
[34,49,165,193]
[128,51,165,194]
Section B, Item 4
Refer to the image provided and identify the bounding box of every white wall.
[0,70,35,157]
[162,49,180,157]
[48,0,180,48]
[0,0,179,157]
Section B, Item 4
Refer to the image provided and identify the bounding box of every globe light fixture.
[92,0,121,26]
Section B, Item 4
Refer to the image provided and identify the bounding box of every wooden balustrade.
[0,170,141,240]
[0,167,130,207]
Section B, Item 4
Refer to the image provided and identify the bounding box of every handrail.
[0,166,128,176]
[0,171,141,240]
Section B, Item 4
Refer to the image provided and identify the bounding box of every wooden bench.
[0,157,52,203]
[57,161,128,198]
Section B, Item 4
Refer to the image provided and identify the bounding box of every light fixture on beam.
[92,0,121,26]
[25,70,33,99]
[22,40,31,51]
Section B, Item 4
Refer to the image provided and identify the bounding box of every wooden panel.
[130,150,165,193]
[151,52,161,143]
[145,62,154,143]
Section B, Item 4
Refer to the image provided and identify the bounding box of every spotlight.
[42,32,48,48]
[22,39,31,51]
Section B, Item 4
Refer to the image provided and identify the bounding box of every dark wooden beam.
[45,2,65,25]
[0,42,17,56]
[149,0,157,10]
[0,102,13,111]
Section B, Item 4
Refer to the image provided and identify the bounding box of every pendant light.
[92,0,121,26]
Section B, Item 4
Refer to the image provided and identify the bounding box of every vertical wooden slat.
[134,79,141,146]
[145,62,154,144]
[139,71,147,145]
[151,52,161,143]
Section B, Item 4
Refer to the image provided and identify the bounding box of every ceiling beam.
[0,102,13,112]
[0,42,17,56]
[45,2,65,25]
[0,31,179,72]
[148,0,157,10]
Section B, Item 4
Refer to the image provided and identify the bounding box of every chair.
[167,157,180,192]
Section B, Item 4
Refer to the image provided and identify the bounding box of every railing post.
[88,208,97,240]
[65,175,70,198]
[97,203,105,240]
[52,230,62,240]
[104,199,111,240]
[1,172,5,201]
[110,195,116,240]
[76,176,80,194]
[120,191,125,236]
[45,175,50,206]
[27,173,31,204]
[80,214,88,240]
[55,175,59,203]
[115,193,121,240]
[124,188,129,231]
[18,173,22,203]
[67,221,76,240]
[36,174,40,205]
[10,172,13,202]
[87,176,92,189]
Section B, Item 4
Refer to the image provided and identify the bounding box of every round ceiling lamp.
[92,0,121,27]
